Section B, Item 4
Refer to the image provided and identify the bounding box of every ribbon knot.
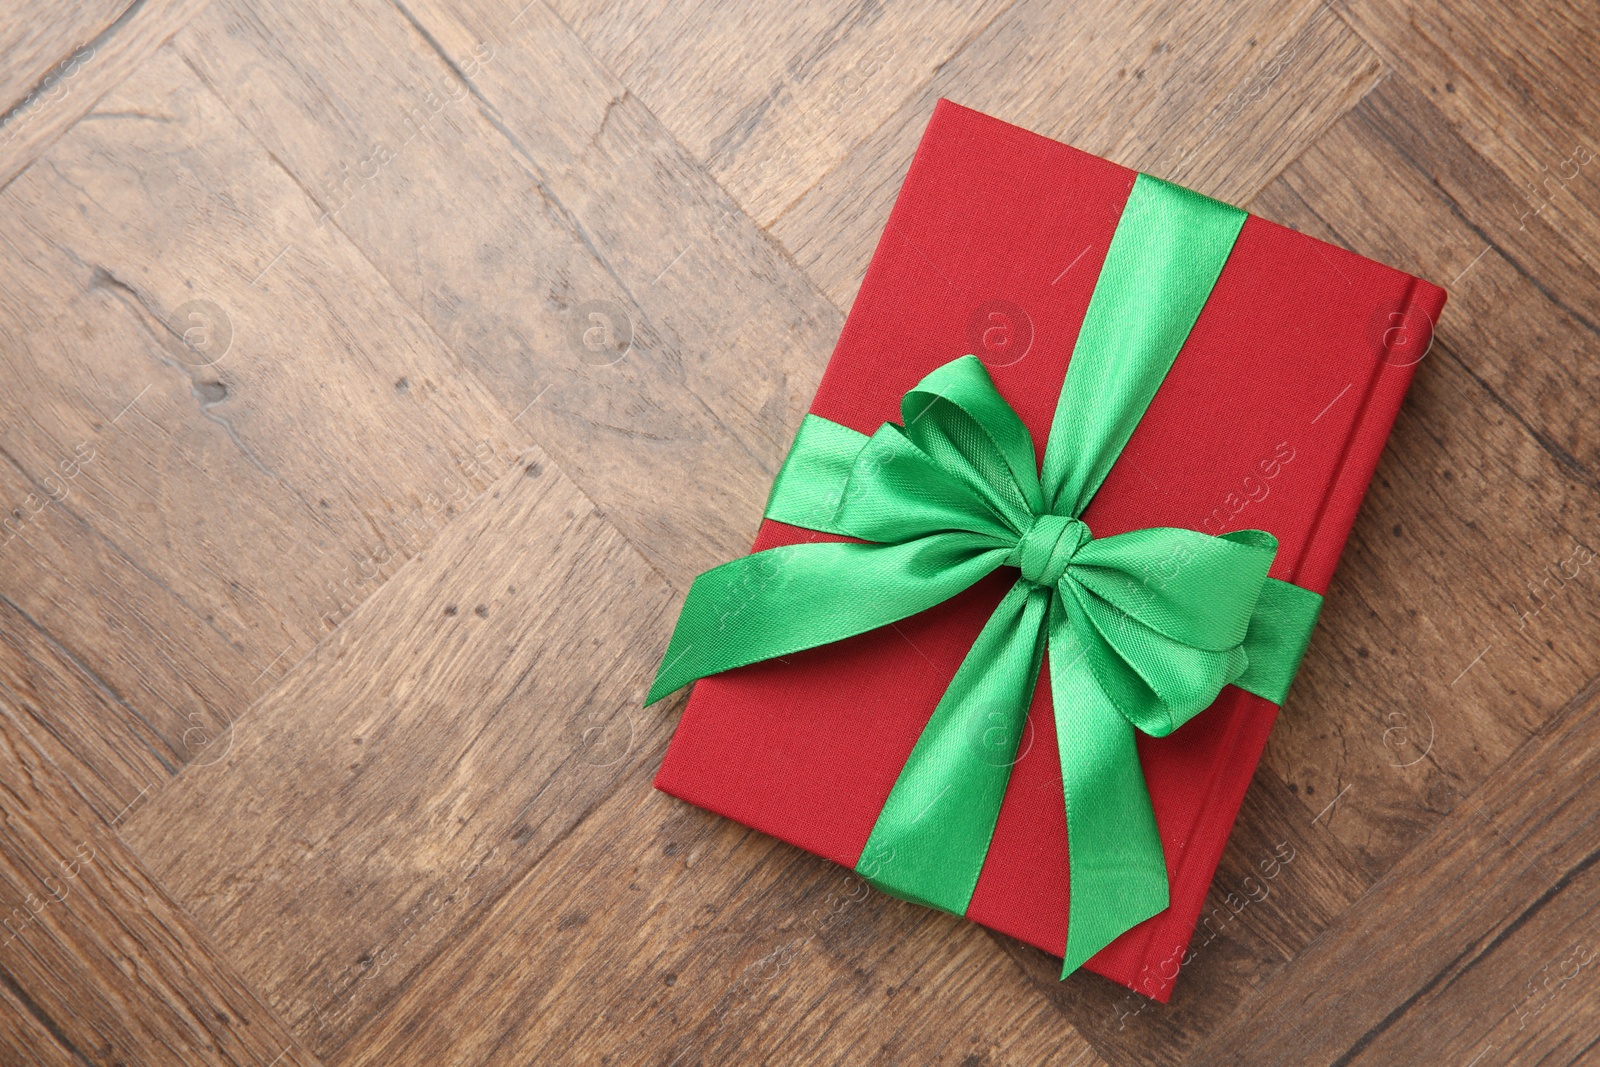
[1010,513,1088,588]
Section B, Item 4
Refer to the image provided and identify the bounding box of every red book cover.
[654,100,1446,1000]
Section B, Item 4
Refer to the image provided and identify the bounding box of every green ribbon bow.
[648,174,1322,976]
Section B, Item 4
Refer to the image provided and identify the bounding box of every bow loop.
[1068,527,1278,650]
[1058,583,1251,737]
[1054,525,1278,736]
[832,423,1019,546]
[828,356,1053,550]
[897,356,1045,531]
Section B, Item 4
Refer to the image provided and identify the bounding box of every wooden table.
[1,1,1597,1063]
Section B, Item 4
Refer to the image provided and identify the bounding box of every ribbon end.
[645,650,691,705]
[645,665,691,705]
[647,631,701,706]
[1058,882,1169,980]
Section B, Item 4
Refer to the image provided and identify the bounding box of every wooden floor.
[1,0,1598,1063]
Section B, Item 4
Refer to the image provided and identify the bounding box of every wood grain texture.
[0,699,319,1066]
[770,0,1385,310]
[1335,0,1600,285]
[0,977,82,1067]
[1190,674,1600,1066]
[122,443,679,1056]
[0,43,525,813]
[0,590,171,828]
[0,0,213,188]
[548,0,1012,227]
[336,757,1107,1067]
[0,0,122,120]
[173,0,841,588]
[2,0,1600,1063]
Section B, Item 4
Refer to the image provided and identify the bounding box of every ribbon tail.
[647,535,1009,703]
[857,580,1050,914]
[1049,595,1170,976]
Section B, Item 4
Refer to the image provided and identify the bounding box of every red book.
[655,100,1446,1000]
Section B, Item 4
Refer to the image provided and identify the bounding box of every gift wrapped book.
[647,100,1447,1000]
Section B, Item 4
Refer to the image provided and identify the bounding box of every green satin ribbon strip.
[647,173,1323,977]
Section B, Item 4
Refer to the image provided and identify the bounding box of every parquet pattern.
[2,1,1598,1063]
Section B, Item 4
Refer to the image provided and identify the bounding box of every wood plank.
[0,0,121,122]
[1335,0,1600,286]
[547,0,1012,226]
[995,770,1372,1066]
[1243,76,1600,875]
[0,699,319,1067]
[122,442,680,1056]
[0,591,171,828]
[771,0,1385,309]
[0,44,525,796]
[0,0,213,188]
[1190,673,1600,1065]
[172,0,842,586]
[334,747,1106,1067]
[0,976,82,1067]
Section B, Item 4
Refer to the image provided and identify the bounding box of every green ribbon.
[647,174,1322,976]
